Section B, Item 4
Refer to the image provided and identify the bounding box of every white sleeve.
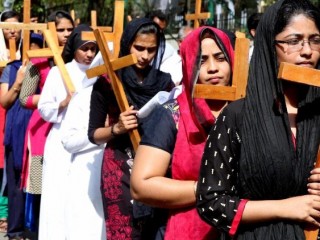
[38,66,67,123]
[61,88,104,154]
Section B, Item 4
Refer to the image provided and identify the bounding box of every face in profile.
[74,42,97,65]
[198,37,231,86]
[275,14,320,69]
[130,33,157,69]
[56,18,74,46]
[2,17,21,43]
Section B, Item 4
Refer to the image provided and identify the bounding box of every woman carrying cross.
[88,17,174,239]
[196,0,320,239]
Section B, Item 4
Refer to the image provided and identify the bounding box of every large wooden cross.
[82,0,124,58]
[278,62,320,240]
[185,0,211,29]
[193,34,250,101]
[90,10,113,32]
[87,28,140,151]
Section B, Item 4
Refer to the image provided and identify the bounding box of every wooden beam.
[232,37,250,99]
[86,54,137,78]
[27,47,63,58]
[22,0,31,61]
[43,30,75,93]
[278,62,320,87]
[9,38,16,61]
[0,22,47,31]
[92,28,140,151]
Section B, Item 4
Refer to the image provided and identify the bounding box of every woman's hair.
[132,23,159,48]
[274,0,320,36]
[47,10,74,27]
[0,10,20,22]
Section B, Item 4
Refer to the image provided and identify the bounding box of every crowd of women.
[0,0,319,239]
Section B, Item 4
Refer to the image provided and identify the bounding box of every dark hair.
[135,24,159,38]
[0,10,20,22]
[274,0,320,36]
[47,10,74,27]
[247,13,263,32]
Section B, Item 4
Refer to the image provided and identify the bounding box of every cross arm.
[278,62,320,87]
[0,22,47,31]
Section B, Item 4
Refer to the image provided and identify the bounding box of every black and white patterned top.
[197,99,246,237]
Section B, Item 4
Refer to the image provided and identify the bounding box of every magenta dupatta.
[165,27,234,240]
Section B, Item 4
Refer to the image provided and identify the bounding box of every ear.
[250,29,256,38]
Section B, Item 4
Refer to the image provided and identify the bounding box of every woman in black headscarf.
[88,18,174,239]
[196,0,320,239]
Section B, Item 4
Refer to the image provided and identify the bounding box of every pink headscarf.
[165,26,234,240]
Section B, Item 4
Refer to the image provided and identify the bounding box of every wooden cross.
[0,0,46,66]
[82,0,124,58]
[42,29,75,94]
[185,0,211,29]
[193,34,250,101]
[88,28,140,151]
[90,10,113,32]
[278,62,320,240]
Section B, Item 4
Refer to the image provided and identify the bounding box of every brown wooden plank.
[0,22,47,31]
[9,38,16,61]
[47,22,59,46]
[193,85,236,100]
[235,31,246,38]
[43,29,75,93]
[27,46,63,58]
[22,0,31,61]
[91,10,97,29]
[86,54,137,79]
[93,28,140,151]
[278,62,320,87]
[233,37,250,99]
